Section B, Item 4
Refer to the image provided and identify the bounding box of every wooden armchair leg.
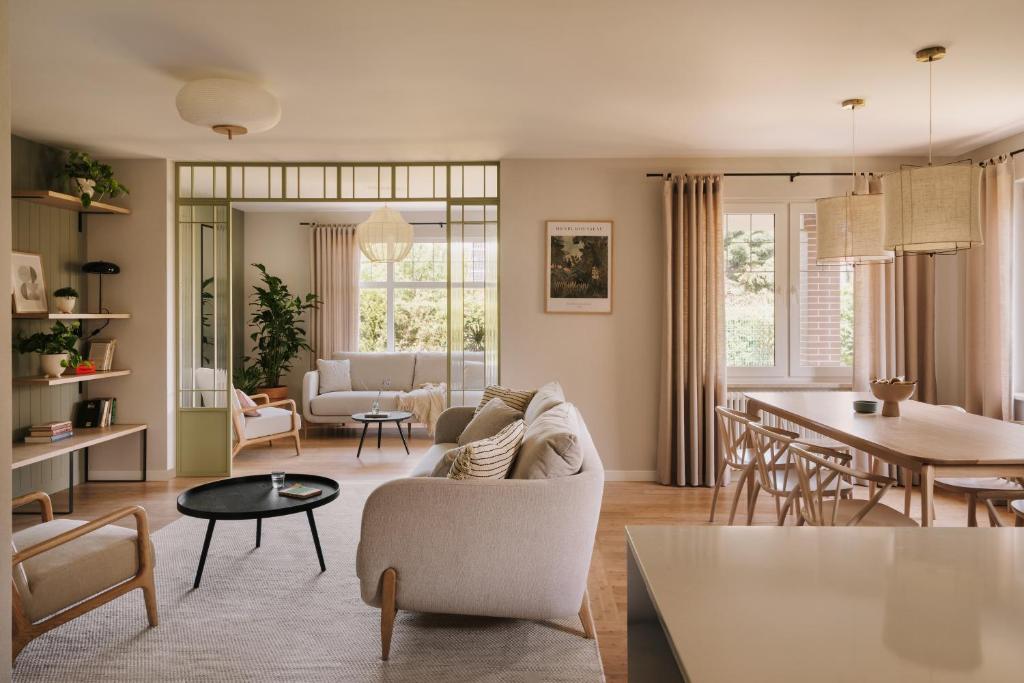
[142,572,159,627]
[292,432,302,456]
[579,589,596,639]
[381,568,398,661]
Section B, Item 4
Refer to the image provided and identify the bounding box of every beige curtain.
[964,157,1013,419]
[309,225,360,360]
[656,175,726,487]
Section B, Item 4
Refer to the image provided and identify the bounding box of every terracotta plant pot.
[258,386,289,401]
[54,296,77,314]
[40,353,69,378]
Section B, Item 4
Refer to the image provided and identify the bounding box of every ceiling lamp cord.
[850,103,857,194]
[928,56,934,166]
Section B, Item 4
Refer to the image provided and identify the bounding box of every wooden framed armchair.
[231,391,302,458]
[11,491,157,661]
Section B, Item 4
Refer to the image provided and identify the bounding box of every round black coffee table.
[352,411,413,458]
[176,473,339,588]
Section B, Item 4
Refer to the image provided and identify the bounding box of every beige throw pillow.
[475,385,536,414]
[317,358,352,393]
[509,403,582,479]
[235,389,261,417]
[524,380,565,424]
[458,397,524,446]
[446,420,526,480]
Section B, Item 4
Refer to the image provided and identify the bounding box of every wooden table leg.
[920,465,935,527]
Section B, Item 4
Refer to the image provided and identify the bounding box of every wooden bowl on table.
[869,380,916,417]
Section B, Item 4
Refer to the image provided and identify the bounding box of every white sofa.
[356,400,605,660]
[302,351,486,428]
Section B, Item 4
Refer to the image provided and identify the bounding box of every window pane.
[798,213,853,367]
[464,287,485,352]
[359,288,386,352]
[394,288,447,351]
[359,254,387,283]
[725,212,776,367]
[395,242,447,282]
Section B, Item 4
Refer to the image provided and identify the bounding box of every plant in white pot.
[61,151,129,208]
[16,321,83,378]
[53,286,79,314]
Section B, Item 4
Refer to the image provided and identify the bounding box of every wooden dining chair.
[976,489,1024,527]
[711,407,759,525]
[745,422,853,526]
[790,445,918,527]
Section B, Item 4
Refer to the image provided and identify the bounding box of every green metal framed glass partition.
[175,162,499,474]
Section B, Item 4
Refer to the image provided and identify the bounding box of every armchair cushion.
[235,389,261,417]
[243,406,299,440]
[317,358,352,393]
[457,398,523,446]
[309,391,399,416]
[510,403,582,480]
[13,520,146,623]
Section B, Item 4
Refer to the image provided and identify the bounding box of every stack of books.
[25,421,73,444]
[75,398,117,428]
[88,339,117,372]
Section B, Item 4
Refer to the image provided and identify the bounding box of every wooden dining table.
[744,391,1024,526]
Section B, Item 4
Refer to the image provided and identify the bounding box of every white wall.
[500,156,927,478]
[1,0,14,671]
[86,159,175,478]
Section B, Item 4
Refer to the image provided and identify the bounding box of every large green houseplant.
[246,263,321,399]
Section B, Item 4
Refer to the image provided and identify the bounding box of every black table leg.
[377,422,382,448]
[356,422,369,458]
[256,518,262,548]
[396,420,410,454]
[193,519,216,589]
[306,509,326,572]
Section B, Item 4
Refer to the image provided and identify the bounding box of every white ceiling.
[10,0,1024,161]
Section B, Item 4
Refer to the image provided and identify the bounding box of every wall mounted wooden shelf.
[14,369,131,386]
[12,312,131,320]
[13,424,146,470]
[12,190,130,215]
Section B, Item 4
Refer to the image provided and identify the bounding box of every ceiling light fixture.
[356,207,414,263]
[816,98,891,265]
[882,46,982,255]
[175,78,281,140]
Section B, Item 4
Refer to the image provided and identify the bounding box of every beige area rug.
[14,483,604,682]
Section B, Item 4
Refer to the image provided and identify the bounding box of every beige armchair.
[11,491,157,661]
[232,391,302,458]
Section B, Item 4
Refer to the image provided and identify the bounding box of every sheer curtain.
[656,175,726,486]
[309,224,360,360]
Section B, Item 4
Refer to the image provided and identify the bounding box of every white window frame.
[725,200,853,383]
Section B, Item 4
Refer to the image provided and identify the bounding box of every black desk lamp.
[82,261,120,313]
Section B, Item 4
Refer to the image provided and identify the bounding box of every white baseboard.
[88,468,175,482]
[604,470,657,482]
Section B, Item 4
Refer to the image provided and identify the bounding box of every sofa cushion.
[524,381,566,424]
[448,420,526,480]
[331,352,415,391]
[13,519,145,623]
[309,391,400,416]
[242,406,299,439]
[476,385,536,414]
[317,358,352,393]
[458,398,524,446]
[413,351,447,387]
[414,442,457,477]
[509,403,582,479]
[235,390,261,417]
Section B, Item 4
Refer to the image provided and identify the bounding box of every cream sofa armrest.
[302,370,319,422]
[356,471,603,620]
[433,406,476,444]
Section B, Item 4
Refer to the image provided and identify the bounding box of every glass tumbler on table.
[271,472,285,489]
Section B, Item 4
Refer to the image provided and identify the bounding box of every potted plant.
[15,321,82,378]
[53,286,79,314]
[61,151,129,208]
[233,362,264,397]
[247,263,321,400]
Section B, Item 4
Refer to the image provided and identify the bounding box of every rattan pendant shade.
[881,162,982,254]
[356,207,414,262]
[816,192,890,264]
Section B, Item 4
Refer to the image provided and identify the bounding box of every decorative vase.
[70,177,96,199]
[40,353,69,378]
[370,397,381,415]
[55,296,77,314]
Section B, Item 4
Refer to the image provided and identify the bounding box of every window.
[725,202,852,381]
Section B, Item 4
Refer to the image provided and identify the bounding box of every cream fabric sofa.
[356,401,605,659]
[302,351,486,427]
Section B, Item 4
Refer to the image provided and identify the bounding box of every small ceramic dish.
[853,400,879,414]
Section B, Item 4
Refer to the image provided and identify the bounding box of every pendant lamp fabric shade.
[816,190,890,264]
[176,79,281,136]
[882,163,983,254]
[356,207,414,262]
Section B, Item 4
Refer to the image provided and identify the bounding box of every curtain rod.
[299,221,447,227]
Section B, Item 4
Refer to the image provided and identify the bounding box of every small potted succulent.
[61,151,129,208]
[16,321,82,378]
[53,286,79,314]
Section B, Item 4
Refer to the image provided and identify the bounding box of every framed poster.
[545,220,613,314]
[11,251,48,314]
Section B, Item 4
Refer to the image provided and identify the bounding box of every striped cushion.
[476,385,536,414]
[447,420,526,480]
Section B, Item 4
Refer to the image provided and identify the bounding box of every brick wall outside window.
[799,214,846,367]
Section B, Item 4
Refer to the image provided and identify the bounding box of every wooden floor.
[13,429,988,683]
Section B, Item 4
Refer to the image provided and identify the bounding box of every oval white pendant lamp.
[816,98,891,265]
[357,207,414,263]
[176,78,281,140]
[882,47,982,254]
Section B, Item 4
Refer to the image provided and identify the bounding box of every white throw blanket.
[398,382,447,436]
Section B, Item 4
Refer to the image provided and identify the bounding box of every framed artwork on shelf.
[11,251,48,314]
[545,220,613,314]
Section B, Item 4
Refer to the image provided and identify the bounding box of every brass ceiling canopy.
[915,46,947,62]
[841,98,865,110]
[212,124,248,140]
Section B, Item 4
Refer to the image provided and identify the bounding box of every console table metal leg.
[66,452,74,514]
[256,518,262,548]
[356,423,369,458]
[306,509,326,572]
[377,422,382,448]
[193,519,216,589]
[396,420,410,454]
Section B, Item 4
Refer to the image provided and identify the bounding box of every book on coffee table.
[278,483,322,499]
